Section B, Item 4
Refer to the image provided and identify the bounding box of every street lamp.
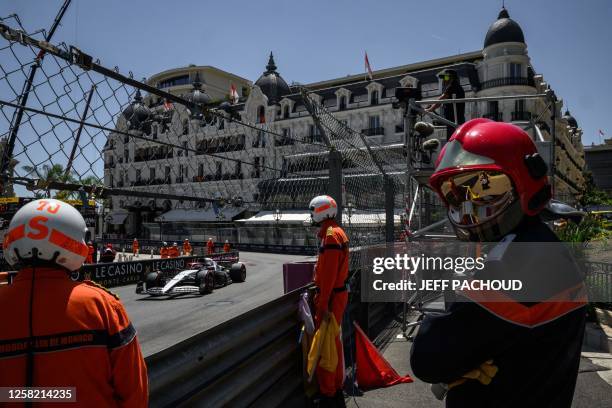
[273,208,282,245]
[274,208,282,223]
[105,214,113,239]
[158,215,165,242]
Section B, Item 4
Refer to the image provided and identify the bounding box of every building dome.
[122,89,151,130]
[484,8,525,48]
[188,72,212,106]
[254,52,291,104]
[563,110,578,129]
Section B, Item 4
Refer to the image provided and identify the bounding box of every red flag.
[365,52,373,81]
[163,99,173,111]
[354,322,413,389]
[230,83,239,104]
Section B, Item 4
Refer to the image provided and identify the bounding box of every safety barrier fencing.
[143,291,396,407]
[145,284,306,407]
[585,261,612,309]
[98,238,317,256]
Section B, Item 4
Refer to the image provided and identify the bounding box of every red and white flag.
[163,98,173,112]
[230,83,239,104]
[365,51,373,81]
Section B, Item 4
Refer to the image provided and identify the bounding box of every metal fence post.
[328,149,343,225]
[385,176,395,242]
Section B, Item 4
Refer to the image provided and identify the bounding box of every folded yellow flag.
[449,360,499,389]
[307,314,341,378]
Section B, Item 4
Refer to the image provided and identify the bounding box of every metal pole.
[328,149,343,225]
[0,0,72,193]
[384,177,394,242]
[65,85,96,177]
[550,97,557,197]
[401,98,416,334]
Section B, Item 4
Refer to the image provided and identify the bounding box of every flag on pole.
[230,83,239,104]
[599,129,605,137]
[163,98,173,112]
[365,51,373,81]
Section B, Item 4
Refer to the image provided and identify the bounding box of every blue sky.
[2,0,611,146]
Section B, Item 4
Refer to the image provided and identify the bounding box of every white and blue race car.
[135,257,246,296]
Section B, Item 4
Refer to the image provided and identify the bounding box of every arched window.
[339,96,346,111]
[370,90,379,105]
[257,106,266,124]
[283,105,289,119]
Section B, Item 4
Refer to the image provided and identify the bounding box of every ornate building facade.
[103,7,585,237]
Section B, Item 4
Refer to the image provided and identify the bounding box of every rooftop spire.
[265,52,277,73]
[498,6,510,19]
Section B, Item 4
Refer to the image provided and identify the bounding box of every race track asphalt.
[113,251,314,357]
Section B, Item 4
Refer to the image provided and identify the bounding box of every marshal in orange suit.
[0,199,148,407]
[309,195,349,407]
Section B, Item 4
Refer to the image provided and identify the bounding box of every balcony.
[511,111,532,121]
[483,112,503,122]
[480,77,535,90]
[134,152,173,163]
[304,134,324,143]
[192,172,247,182]
[274,137,295,147]
[196,142,245,155]
[362,127,385,136]
[148,178,168,186]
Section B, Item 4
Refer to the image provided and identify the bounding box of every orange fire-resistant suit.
[183,241,192,256]
[167,246,180,258]
[132,239,139,255]
[312,219,349,397]
[206,239,215,255]
[223,242,231,253]
[0,267,148,407]
[86,244,94,264]
[160,246,169,259]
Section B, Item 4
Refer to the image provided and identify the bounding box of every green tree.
[579,171,612,207]
[21,164,76,199]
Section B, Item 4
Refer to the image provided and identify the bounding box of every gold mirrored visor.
[440,171,513,208]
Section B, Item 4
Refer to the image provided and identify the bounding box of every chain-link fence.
[0,16,430,258]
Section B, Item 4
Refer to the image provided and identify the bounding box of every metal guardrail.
[145,285,308,407]
[143,257,396,407]
[585,261,612,308]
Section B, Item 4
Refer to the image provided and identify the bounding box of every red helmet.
[430,119,551,240]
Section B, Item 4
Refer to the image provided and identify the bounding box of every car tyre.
[144,272,162,292]
[197,271,214,295]
[229,263,246,282]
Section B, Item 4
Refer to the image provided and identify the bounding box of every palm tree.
[21,163,76,198]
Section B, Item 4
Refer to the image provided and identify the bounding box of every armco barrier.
[78,252,239,288]
[144,285,309,408]
[143,259,397,407]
